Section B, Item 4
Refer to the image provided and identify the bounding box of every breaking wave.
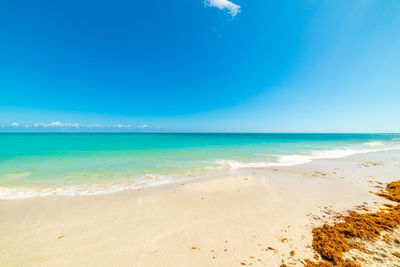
[364,141,383,146]
[0,174,176,200]
[2,143,399,200]
[216,146,400,170]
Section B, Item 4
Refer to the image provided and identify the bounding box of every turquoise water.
[0,133,399,198]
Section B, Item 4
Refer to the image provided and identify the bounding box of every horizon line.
[0,132,399,134]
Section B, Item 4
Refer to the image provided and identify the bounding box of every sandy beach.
[3,0,400,265]
[1,150,400,266]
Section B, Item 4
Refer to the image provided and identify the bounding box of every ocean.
[0,133,399,199]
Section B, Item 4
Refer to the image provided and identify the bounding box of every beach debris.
[376,180,400,202]
[57,235,64,239]
[313,171,328,177]
[290,250,295,256]
[304,180,400,266]
[359,161,381,168]
[393,251,400,258]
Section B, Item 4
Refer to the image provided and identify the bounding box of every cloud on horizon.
[137,124,151,129]
[27,122,81,128]
[1,122,154,130]
[205,0,241,17]
[112,124,131,128]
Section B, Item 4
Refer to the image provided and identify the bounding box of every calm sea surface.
[0,133,399,198]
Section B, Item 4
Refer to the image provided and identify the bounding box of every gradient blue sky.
[1,0,399,132]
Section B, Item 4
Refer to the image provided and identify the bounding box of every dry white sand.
[1,150,399,266]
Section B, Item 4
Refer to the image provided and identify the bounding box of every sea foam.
[2,140,399,199]
[364,141,383,146]
[215,146,399,170]
[0,174,175,200]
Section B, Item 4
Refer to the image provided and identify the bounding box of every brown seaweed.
[305,180,400,266]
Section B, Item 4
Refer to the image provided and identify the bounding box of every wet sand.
[1,150,399,266]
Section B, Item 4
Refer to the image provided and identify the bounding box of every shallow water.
[0,133,399,199]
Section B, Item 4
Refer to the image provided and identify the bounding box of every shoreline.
[1,147,399,200]
[1,150,400,266]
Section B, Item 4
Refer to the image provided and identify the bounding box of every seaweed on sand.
[305,180,400,266]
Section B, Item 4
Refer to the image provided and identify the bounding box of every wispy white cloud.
[112,124,131,128]
[1,122,158,131]
[205,0,241,17]
[136,124,151,129]
[90,124,104,128]
[30,122,80,128]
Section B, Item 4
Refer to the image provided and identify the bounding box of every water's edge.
[1,145,398,200]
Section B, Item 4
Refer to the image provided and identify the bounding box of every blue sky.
[0,0,399,132]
